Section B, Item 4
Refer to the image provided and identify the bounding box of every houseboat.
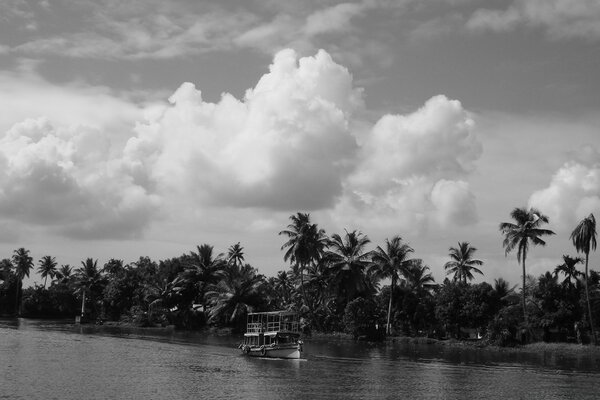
[238,311,304,359]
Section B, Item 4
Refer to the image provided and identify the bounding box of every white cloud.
[529,156,600,229]
[0,118,160,239]
[467,0,600,41]
[0,48,482,243]
[336,95,481,231]
[125,49,363,210]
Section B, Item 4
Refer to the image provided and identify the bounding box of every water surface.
[1,319,599,399]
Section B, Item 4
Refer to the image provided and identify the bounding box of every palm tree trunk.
[44,275,48,288]
[522,258,528,327]
[14,280,21,316]
[386,277,394,335]
[81,290,86,317]
[584,253,597,345]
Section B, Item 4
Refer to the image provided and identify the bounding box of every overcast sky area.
[1,0,599,287]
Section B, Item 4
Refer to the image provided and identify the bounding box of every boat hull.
[241,345,302,359]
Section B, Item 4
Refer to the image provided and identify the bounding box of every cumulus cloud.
[0,118,161,240]
[0,48,482,242]
[467,0,600,41]
[125,49,363,211]
[529,151,600,229]
[338,95,481,230]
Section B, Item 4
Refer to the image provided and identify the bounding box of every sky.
[1,0,599,288]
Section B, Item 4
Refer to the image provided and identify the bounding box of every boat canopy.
[245,311,300,334]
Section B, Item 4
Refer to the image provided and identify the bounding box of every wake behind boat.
[238,311,303,359]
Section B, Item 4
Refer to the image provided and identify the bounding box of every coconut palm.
[279,213,328,313]
[404,259,437,296]
[272,270,295,308]
[55,264,73,284]
[206,263,264,327]
[499,207,555,325]
[324,230,372,305]
[12,248,34,315]
[74,258,105,318]
[37,255,57,288]
[370,236,415,335]
[174,244,225,313]
[570,213,597,344]
[553,255,583,289]
[444,242,484,284]
[227,242,245,268]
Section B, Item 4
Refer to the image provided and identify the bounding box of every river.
[1,318,599,399]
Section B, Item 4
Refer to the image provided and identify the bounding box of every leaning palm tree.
[324,230,373,306]
[571,213,597,344]
[279,213,328,314]
[370,236,415,335]
[37,255,57,288]
[553,255,583,289]
[500,207,555,325]
[444,242,484,284]
[12,248,34,316]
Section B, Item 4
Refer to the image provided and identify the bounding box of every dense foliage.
[1,211,599,346]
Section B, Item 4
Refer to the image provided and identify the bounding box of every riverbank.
[307,331,600,357]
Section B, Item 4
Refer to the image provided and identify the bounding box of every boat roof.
[247,311,298,316]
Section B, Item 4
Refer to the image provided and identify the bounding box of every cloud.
[337,95,481,230]
[0,117,161,240]
[467,0,600,41]
[125,49,363,211]
[529,151,600,230]
[0,48,482,243]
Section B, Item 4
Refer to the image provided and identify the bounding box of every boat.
[238,311,304,359]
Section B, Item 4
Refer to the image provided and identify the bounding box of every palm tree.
[324,230,372,305]
[12,248,34,316]
[37,255,57,288]
[570,213,597,344]
[553,255,583,289]
[74,258,105,318]
[55,264,73,284]
[499,207,555,325]
[404,259,437,295]
[279,213,328,314]
[272,270,295,308]
[206,263,264,327]
[173,244,225,313]
[370,236,415,335]
[444,242,484,284]
[227,242,245,268]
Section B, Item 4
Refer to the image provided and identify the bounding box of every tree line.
[0,208,597,346]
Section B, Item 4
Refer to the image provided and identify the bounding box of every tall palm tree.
[324,230,372,305]
[444,242,484,284]
[12,248,34,316]
[227,242,245,268]
[571,213,597,344]
[37,255,57,288]
[74,258,105,318]
[370,236,415,335]
[500,207,555,325]
[553,255,583,289]
[279,213,328,314]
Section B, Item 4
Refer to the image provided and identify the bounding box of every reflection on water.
[1,318,599,400]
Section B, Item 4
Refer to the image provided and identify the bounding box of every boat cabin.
[243,311,301,347]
